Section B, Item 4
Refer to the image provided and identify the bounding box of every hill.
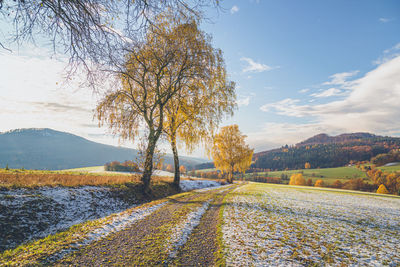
[296,132,377,146]
[253,132,400,170]
[0,128,206,170]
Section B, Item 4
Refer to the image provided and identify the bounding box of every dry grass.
[0,169,177,188]
[0,168,222,188]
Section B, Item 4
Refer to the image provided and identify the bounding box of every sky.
[0,0,400,158]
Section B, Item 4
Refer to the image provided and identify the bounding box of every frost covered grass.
[222,183,400,266]
[0,197,168,266]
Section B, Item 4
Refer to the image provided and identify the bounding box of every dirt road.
[56,185,236,266]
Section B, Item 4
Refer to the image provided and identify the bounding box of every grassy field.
[246,166,367,184]
[376,162,400,172]
[61,166,106,172]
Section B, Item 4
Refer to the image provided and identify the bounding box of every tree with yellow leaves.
[96,13,224,193]
[377,184,389,194]
[163,32,236,186]
[305,162,311,169]
[289,173,306,186]
[211,125,253,183]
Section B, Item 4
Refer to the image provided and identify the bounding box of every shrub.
[314,179,324,187]
[331,180,343,188]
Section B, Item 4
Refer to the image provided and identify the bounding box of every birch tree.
[96,14,226,193]
[163,49,236,186]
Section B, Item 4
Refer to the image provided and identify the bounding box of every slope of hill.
[253,133,400,170]
[296,132,377,146]
[0,128,206,170]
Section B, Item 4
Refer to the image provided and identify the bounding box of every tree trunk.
[228,164,234,183]
[141,130,157,194]
[171,135,181,187]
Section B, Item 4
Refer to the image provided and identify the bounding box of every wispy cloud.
[374,42,400,65]
[299,88,309,94]
[230,5,239,14]
[240,57,276,73]
[379,17,393,23]
[237,93,255,107]
[322,71,359,87]
[310,88,343,98]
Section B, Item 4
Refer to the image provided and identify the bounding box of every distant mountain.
[0,128,206,170]
[253,132,400,171]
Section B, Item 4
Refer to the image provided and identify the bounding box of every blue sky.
[0,0,400,157]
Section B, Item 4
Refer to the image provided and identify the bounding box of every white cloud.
[260,98,310,117]
[260,56,400,137]
[310,88,343,98]
[240,57,275,73]
[236,93,255,107]
[230,5,239,14]
[322,71,359,87]
[299,88,309,93]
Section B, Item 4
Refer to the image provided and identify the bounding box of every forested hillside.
[253,133,400,170]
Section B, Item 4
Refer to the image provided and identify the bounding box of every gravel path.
[55,185,237,266]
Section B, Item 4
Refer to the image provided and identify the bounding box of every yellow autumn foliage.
[377,184,389,194]
[289,173,306,186]
[211,125,253,183]
[314,179,324,187]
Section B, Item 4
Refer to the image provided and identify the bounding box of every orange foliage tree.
[289,173,306,186]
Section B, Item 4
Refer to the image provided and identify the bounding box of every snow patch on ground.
[222,184,400,266]
[384,162,400,166]
[180,179,221,191]
[167,200,212,258]
[0,186,135,252]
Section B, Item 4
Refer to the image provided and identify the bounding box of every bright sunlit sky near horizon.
[1,0,400,158]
